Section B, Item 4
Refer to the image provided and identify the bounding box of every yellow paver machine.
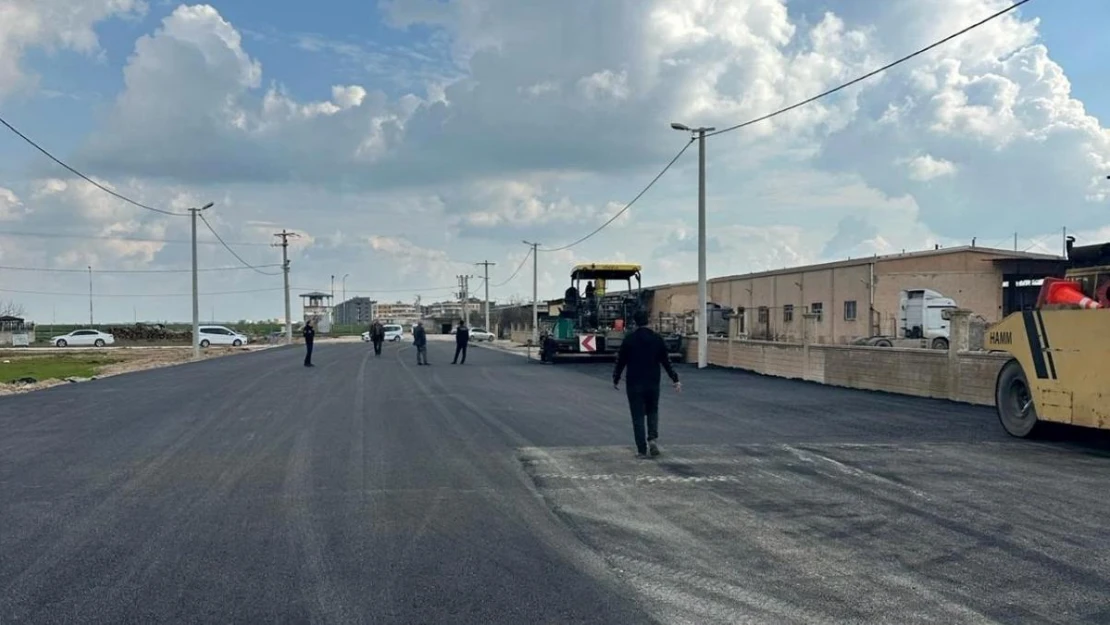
[988,239,1110,437]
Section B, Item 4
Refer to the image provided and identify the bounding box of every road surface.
[2,339,1110,624]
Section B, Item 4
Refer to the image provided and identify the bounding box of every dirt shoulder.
[0,345,275,396]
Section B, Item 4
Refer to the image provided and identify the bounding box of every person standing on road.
[413,321,429,365]
[369,319,385,356]
[452,321,469,365]
[302,318,316,367]
[613,310,681,458]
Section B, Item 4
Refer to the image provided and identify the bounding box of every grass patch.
[0,355,123,383]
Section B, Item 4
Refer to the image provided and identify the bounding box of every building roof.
[299,291,331,298]
[648,245,1062,290]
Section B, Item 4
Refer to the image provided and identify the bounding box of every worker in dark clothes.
[413,321,429,365]
[302,318,316,367]
[452,321,469,364]
[613,310,681,458]
[369,319,385,356]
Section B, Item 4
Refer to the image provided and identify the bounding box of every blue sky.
[0,0,1108,323]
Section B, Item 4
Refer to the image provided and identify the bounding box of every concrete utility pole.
[341,273,349,324]
[671,122,715,369]
[273,229,298,344]
[87,266,93,326]
[476,261,495,330]
[522,240,540,347]
[189,202,214,359]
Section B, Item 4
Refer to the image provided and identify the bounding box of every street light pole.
[87,266,93,326]
[523,241,540,347]
[341,273,349,324]
[671,122,715,369]
[189,202,215,360]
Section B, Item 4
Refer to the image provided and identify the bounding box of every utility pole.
[341,273,349,324]
[522,241,540,347]
[87,266,93,326]
[456,274,472,326]
[189,202,214,359]
[670,122,715,369]
[273,229,298,344]
[1062,226,1067,257]
[1014,232,1018,252]
[476,261,495,330]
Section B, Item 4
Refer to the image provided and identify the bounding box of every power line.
[0,286,286,298]
[197,213,283,276]
[0,114,188,217]
[295,284,458,295]
[0,229,273,247]
[540,138,695,252]
[0,264,282,274]
[704,0,1034,139]
[491,249,532,287]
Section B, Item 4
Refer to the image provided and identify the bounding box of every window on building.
[811,302,823,322]
[783,305,794,323]
[844,300,857,321]
[757,306,769,324]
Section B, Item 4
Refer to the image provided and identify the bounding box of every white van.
[383,324,404,342]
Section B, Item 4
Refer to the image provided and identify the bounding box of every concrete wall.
[685,336,1009,406]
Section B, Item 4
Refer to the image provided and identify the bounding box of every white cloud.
[0,0,146,100]
[902,154,957,181]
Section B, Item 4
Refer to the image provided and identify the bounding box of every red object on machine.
[1037,277,1102,309]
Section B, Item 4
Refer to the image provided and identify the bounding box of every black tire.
[56,339,67,347]
[875,338,893,348]
[932,337,949,350]
[233,339,242,347]
[94,339,105,347]
[996,359,1039,438]
[200,339,211,348]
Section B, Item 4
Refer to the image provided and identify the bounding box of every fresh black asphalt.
[3,339,1110,624]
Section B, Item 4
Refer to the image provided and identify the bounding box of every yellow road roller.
[988,241,1110,437]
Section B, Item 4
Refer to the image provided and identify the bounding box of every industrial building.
[649,245,1065,345]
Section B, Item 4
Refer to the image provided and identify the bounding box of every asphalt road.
[3,339,1110,624]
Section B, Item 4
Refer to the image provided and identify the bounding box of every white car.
[197,325,249,347]
[361,324,406,342]
[469,328,495,342]
[51,329,115,348]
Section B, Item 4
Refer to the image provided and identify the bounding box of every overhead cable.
[540,139,694,252]
[0,114,187,217]
[704,0,1034,139]
[198,213,283,276]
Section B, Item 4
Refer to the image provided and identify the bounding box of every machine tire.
[931,337,949,350]
[995,359,1040,438]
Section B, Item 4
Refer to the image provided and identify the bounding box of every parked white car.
[197,325,249,347]
[469,327,495,342]
[51,329,115,348]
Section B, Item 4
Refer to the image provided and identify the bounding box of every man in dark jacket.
[452,321,469,364]
[413,322,429,365]
[369,320,385,356]
[302,318,316,367]
[613,310,681,458]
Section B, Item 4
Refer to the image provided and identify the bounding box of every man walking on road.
[413,321,429,365]
[369,319,385,356]
[613,310,681,458]
[452,321,469,365]
[302,318,316,367]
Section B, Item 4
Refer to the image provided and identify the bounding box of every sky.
[0,0,1107,324]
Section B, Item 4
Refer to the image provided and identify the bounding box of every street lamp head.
[670,122,690,132]
[200,202,214,210]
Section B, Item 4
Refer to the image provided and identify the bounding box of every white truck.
[856,288,958,350]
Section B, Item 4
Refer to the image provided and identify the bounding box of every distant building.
[423,297,487,333]
[334,297,376,326]
[375,301,421,328]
